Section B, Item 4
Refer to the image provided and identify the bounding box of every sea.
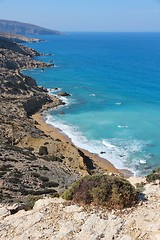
[23,32,160,175]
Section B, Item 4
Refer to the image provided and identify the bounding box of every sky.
[0,0,160,32]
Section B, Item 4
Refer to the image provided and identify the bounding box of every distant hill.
[0,32,41,43]
[0,19,62,35]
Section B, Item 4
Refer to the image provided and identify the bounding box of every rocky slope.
[0,180,159,240]
[0,35,78,203]
[0,34,116,204]
[0,19,62,35]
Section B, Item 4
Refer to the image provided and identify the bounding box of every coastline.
[32,111,133,176]
[1,27,160,240]
[1,32,134,205]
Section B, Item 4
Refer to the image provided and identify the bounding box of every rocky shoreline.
[0,33,120,205]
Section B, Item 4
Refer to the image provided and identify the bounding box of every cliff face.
[0,19,62,35]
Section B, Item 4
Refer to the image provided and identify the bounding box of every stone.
[38,146,48,155]
[0,206,10,220]
[58,91,71,97]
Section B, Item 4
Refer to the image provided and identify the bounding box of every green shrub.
[135,182,146,192]
[62,174,138,209]
[146,167,160,183]
[24,195,41,211]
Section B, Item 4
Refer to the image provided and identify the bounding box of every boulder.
[58,92,71,97]
[38,146,48,155]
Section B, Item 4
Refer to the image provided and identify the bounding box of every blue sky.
[0,0,160,32]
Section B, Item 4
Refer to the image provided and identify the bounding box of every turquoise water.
[23,33,160,175]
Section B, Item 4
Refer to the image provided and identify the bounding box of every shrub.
[146,167,160,183]
[62,174,138,209]
[24,196,41,210]
[135,182,146,192]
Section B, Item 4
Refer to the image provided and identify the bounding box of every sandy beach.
[32,112,125,175]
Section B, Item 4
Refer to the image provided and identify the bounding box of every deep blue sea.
[23,32,160,175]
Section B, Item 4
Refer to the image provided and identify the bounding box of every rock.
[60,111,65,115]
[0,206,10,220]
[7,203,25,214]
[58,91,71,97]
[120,236,132,240]
[38,146,48,155]
[0,181,160,239]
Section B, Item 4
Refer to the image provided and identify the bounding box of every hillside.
[0,19,62,35]
[0,32,41,42]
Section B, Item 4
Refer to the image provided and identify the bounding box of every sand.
[32,112,122,174]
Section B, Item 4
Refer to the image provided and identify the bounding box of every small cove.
[23,32,160,175]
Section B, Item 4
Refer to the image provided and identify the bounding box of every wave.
[47,88,62,94]
[102,140,116,148]
[58,96,72,106]
[47,88,76,106]
[139,159,147,164]
[118,125,128,128]
[45,113,147,174]
[115,102,123,105]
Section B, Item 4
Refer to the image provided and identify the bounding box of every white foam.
[139,159,147,164]
[102,140,116,148]
[45,114,146,173]
[47,88,62,95]
[118,125,128,128]
[115,102,123,105]
[47,88,75,106]
[90,93,96,97]
[58,96,76,106]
